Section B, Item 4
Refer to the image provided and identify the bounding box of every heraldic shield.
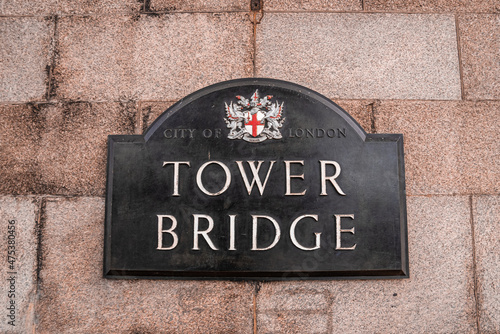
[225,90,284,143]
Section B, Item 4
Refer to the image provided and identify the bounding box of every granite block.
[365,0,500,13]
[265,0,362,11]
[0,17,53,103]
[375,101,499,195]
[36,197,254,333]
[259,313,329,333]
[455,101,500,195]
[148,0,247,12]
[0,197,38,334]
[0,102,135,196]
[54,15,136,101]
[0,0,140,15]
[37,102,136,196]
[473,195,500,333]
[55,14,253,101]
[375,100,462,196]
[459,14,500,100]
[259,289,329,310]
[257,196,477,333]
[256,13,461,100]
[0,104,44,194]
[134,13,253,100]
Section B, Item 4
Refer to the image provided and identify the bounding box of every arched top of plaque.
[144,78,367,142]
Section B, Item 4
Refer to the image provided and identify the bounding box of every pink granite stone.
[459,14,500,100]
[0,0,141,15]
[36,102,136,196]
[0,102,135,196]
[0,104,44,194]
[375,101,500,195]
[54,15,136,101]
[365,0,500,13]
[0,17,53,103]
[455,101,500,195]
[0,197,38,334]
[265,0,362,11]
[256,13,461,100]
[148,0,248,12]
[473,195,500,332]
[55,14,253,101]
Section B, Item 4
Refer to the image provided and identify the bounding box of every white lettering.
[236,160,276,195]
[196,161,232,196]
[157,215,178,250]
[251,215,281,251]
[290,215,321,250]
[284,160,307,196]
[320,161,346,196]
[162,161,191,196]
[192,214,218,250]
[335,214,356,250]
[229,214,236,251]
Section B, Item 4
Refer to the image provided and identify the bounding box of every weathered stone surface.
[455,102,500,195]
[0,17,53,103]
[0,104,44,194]
[37,102,136,196]
[376,101,462,196]
[0,0,140,15]
[0,197,38,334]
[459,14,500,100]
[135,14,253,100]
[259,313,329,333]
[138,101,176,133]
[0,102,135,196]
[54,15,136,101]
[36,197,254,333]
[333,99,374,133]
[473,195,500,333]
[365,0,500,13]
[265,0,362,11]
[375,101,500,195]
[55,14,253,101]
[148,0,247,12]
[256,13,461,100]
[257,196,477,333]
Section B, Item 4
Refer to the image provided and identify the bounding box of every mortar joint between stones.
[45,15,59,101]
[454,14,466,101]
[468,195,481,333]
[35,197,47,298]
[367,100,378,134]
[249,2,264,77]
[252,281,262,334]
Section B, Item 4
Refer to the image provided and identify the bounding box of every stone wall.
[0,0,498,333]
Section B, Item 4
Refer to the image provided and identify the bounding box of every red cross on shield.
[245,111,265,137]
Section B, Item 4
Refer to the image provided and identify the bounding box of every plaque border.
[103,78,409,281]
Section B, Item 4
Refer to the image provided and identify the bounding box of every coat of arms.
[224,90,284,143]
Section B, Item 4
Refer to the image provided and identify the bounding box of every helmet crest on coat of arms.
[224,90,285,143]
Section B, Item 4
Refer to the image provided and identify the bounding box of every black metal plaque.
[104,78,408,280]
